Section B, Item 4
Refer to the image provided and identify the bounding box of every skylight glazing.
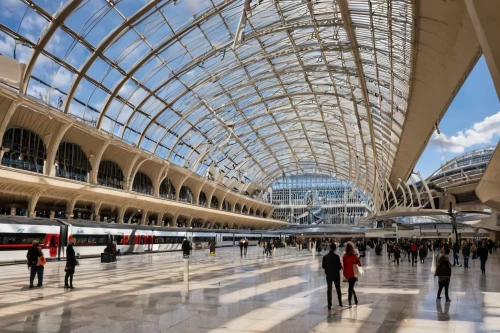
[0,0,414,195]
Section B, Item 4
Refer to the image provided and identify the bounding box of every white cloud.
[430,111,500,153]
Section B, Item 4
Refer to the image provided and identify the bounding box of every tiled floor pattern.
[0,246,499,333]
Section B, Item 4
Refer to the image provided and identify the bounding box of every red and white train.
[0,216,282,264]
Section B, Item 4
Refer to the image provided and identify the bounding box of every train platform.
[0,247,499,333]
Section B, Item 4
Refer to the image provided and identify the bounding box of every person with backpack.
[435,250,452,302]
[26,240,45,288]
[182,238,192,258]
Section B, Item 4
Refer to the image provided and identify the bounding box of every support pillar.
[49,210,55,219]
[465,0,500,99]
[10,207,15,216]
[140,211,149,225]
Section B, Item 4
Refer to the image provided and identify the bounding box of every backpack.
[436,261,451,277]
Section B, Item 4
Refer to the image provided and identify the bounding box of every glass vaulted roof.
[0,0,413,193]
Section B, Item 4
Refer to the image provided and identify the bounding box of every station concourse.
[0,0,500,332]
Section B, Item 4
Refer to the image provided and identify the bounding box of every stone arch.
[97,160,124,189]
[1,127,47,174]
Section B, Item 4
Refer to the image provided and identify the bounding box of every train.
[0,216,283,264]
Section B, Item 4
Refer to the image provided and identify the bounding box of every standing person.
[266,240,272,257]
[419,245,426,264]
[239,238,244,257]
[65,238,78,289]
[393,244,401,266]
[405,241,411,263]
[210,240,216,256]
[478,241,488,275]
[342,242,362,307]
[182,238,191,258]
[387,242,392,259]
[322,243,343,309]
[435,252,452,302]
[26,240,44,288]
[471,242,478,259]
[444,241,450,255]
[411,241,418,265]
[462,241,470,269]
[243,238,248,256]
[452,241,461,266]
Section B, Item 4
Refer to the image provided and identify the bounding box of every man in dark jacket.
[182,238,191,258]
[322,243,343,309]
[478,241,489,275]
[26,240,43,288]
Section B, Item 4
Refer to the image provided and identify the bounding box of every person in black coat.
[478,241,489,275]
[65,238,78,289]
[182,238,191,258]
[322,243,343,309]
[243,238,248,256]
[239,238,244,257]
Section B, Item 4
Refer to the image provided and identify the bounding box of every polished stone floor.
[0,246,499,333]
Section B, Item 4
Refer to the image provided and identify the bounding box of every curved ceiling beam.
[21,0,83,93]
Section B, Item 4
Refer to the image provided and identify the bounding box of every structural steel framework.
[0,0,414,200]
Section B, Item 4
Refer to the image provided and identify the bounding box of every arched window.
[242,205,248,214]
[222,199,231,211]
[56,142,91,182]
[249,208,254,216]
[199,191,207,206]
[159,177,175,199]
[210,195,219,209]
[263,212,267,218]
[2,127,46,173]
[235,203,241,213]
[132,172,153,195]
[179,185,193,203]
[256,209,261,217]
[97,160,124,189]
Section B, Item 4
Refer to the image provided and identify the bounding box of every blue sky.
[415,56,500,178]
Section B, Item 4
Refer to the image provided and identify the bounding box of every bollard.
[183,257,189,284]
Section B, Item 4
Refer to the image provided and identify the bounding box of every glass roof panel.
[0,0,414,196]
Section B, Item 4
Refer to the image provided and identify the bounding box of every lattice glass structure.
[266,174,373,224]
[0,0,414,197]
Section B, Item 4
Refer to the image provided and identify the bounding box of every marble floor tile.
[0,247,499,333]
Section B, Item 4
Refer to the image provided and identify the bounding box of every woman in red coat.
[343,242,362,307]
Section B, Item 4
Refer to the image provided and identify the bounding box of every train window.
[223,236,233,241]
[72,235,108,245]
[113,235,124,244]
[0,233,46,245]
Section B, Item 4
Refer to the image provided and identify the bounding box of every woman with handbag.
[65,238,78,289]
[342,242,362,307]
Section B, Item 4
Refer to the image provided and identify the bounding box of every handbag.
[353,261,364,278]
[37,255,46,266]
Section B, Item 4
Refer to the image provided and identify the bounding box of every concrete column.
[140,211,149,225]
[49,210,55,219]
[10,207,15,216]
[465,0,500,99]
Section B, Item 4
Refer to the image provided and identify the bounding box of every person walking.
[239,238,244,257]
[266,240,272,257]
[393,244,401,265]
[478,241,488,275]
[405,241,411,263]
[435,251,452,302]
[26,240,44,288]
[462,241,470,269]
[452,241,461,266]
[411,241,418,265]
[65,238,78,289]
[419,244,426,264]
[342,242,362,307]
[322,243,343,309]
[243,238,248,256]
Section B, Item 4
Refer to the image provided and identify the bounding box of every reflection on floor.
[0,246,499,333]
